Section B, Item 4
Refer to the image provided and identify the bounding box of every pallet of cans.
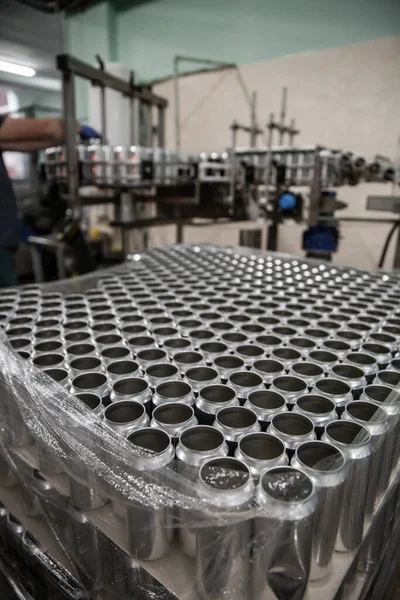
[0,244,399,600]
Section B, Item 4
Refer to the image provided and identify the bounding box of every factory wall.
[149,36,400,271]
[116,0,400,82]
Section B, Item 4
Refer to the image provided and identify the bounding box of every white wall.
[148,37,400,271]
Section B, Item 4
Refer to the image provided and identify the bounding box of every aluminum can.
[293,394,337,437]
[197,457,254,600]
[292,441,346,580]
[252,466,316,599]
[213,355,245,381]
[125,428,175,559]
[106,360,140,383]
[252,359,285,385]
[244,389,287,429]
[75,392,104,416]
[153,380,194,407]
[313,378,353,414]
[290,362,325,388]
[176,425,228,557]
[330,363,367,399]
[235,432,288,479]
[342,400,389,517]
[185,366,219,393]
[71,371,110,404]
[270,375,308,407]
[322,420,372,552]
[104,400,149,435]
[43,367,69,389]
[69,356,104,378]
[145,362,180,387]
[196,384,239,425]
[135,347,167,369]
[344,352,378,384]
[267,412,316,453]
[150,402,198,444]
[214,406,260,453]
[100,345,131,366]
[228,371,264,403]
[373,370,400,388]
[32,352,65,370]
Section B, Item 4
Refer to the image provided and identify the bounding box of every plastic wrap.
[0,244,399,600]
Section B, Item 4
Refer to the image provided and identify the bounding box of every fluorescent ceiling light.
[0,60,36,78]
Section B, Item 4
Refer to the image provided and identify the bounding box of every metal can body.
[292,441,347,580]
[322,421,372,552]
[124,428,175,560]
[214,406,261,453]
[252,466,316,599]
[197,458,254,600]
[235,432,288,479]
[176,426,229,557]
[342,400,390,516]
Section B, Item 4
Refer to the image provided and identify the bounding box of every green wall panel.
[116,0,400,81]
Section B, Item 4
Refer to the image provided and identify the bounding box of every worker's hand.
[79,124,101,141]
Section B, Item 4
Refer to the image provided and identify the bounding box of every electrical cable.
[378,220,400,269]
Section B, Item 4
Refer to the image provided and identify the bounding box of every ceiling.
[0,0,64,91]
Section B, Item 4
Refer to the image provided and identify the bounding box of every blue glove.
[79,124,101,141]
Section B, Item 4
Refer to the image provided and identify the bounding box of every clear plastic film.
[0,244,399,600]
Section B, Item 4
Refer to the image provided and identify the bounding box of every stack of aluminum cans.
[1,244,399,600]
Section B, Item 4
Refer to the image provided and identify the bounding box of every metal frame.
[57,53,168,213]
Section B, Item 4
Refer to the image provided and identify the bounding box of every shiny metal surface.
[145,362,180,387]
[228,371,264,402]
[106,360,140,383]
[253,466,316,599]
[104,400,149,435]
[293,394,337,435]
[43,367,70,389]
[292,441,346,580]
[196,384,239,425]
[125,428,174,559]
[331,363,367,399]
[268,412,316,451]
[322,421,372,552]
[197,458,254,600]
[270,375,308,406]
[214,406,260,451]
[71,371,110,403]
[176,426,228,557]
[343,401,389,516]
[150,403,197,442]
[314,378,353,411]
[153,380,194,407]
[110,377,152,409]
[235,432,288,479]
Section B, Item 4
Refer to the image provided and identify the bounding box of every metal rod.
[61,70,80,215]
[56,54,167,107]
[308,151,323,227]
[129,71,135,146]
[265,113,274,204]
[175,55,233,67]
[158,106,165,148]
[279,87,287,145]
[95,55,107,141]
[174,57,181,151]
[250,91,257,148]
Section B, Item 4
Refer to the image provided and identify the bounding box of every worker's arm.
[0,116,95,152]
[0,117,101,152]
[0,117,67,144]
[0,140,64,152]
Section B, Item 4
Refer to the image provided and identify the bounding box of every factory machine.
[39,55,400,275]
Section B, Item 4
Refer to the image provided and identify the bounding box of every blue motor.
[302,191,340,259]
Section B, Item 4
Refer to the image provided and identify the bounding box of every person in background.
[0,115,99,287]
